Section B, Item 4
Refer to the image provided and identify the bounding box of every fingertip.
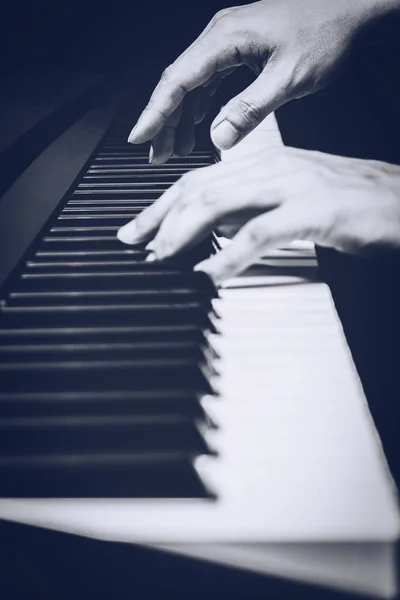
[128,114,160,145]
[117,221,141,245]
[150,155,168,165]
[173,138,195,158]
[116,227,133,245]
[127,132,137,144]
[145,240,155,251]
[194,260,220,286]
[210,120,240,150]
[128,123,147,144]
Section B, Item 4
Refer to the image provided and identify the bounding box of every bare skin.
[118,0,400,284]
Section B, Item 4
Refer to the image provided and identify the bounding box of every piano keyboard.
[0,106,399,570]
[0,105,220,499]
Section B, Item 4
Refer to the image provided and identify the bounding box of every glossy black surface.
[0,104,217,499]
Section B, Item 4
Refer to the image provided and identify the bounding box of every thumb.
[210,63,290,150]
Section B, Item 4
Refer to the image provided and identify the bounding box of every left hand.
[117,147,400,285]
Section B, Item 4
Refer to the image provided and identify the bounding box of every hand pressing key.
[126,0,397,163]
[117,147,400,285]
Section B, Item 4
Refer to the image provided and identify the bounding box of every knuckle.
[179,172,218,213]
[176,194,192,211]
[213,8,233,32]
[180,170,196,186]
[174,137,195,158]
[221,253,238,275]
[135,211,151,233]
[285,59,320,100]
[198,186,218,210]
[160,65,188,95]
[214,8,231,21]
[235,98,264,128]
[161,65,175,82]
[176,172,197,201]
[245,221,266,249]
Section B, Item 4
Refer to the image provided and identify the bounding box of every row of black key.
[0,109,219,498]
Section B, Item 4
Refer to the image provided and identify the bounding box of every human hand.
[117,147,400,284]
[127,0,392,163]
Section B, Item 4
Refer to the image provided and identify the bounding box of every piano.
[0,74,399,599]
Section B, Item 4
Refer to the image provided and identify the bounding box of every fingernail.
[149,145,154,163]
[117,221,140,245]
[128,116,148,143]
[211,121,239,150]
[145,240,155,251]
[145,252,157,262]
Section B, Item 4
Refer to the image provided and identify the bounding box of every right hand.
[128,0,392,163]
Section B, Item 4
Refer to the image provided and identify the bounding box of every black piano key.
[0,340,207,363]
[0,414,210,456]
[34,249,149,260]
[15,270,217,294]
[77,182,172,191]
[0,390,207,419]
[97,150,212,158]
[87,167,192,175]
[83,173,183,183]
[62,206,147,212]
[54,216,139,228]
[90,162,208,169]
[0,104,216,499]
[0,324,208,345]
[91,159,210,169]
[0,455,212,498]
[36,236,140,250]
[46,228,120,236]
[0,303,214,328]
[72,190,164,200]
[8,289,211,306]
[0,359,214,394]
[24,260,206,273]
[72,190,170,199]
[26,260,154,271]
[66,199,155,206]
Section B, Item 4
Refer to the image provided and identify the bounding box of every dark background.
[0,1,230,76]
[1,2,400,599]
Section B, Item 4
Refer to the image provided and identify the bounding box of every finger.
[195,67,236,124]
[194,206,304,285]
[152,163,283,259]
[216,224,239,239]
[173,92,198,157]
[128,24,243,143]
[150,126,176,164]
[128,56,216,144]
[149,103,183,164]
[194,87,211,125]
[128,17,219,143]
[210,61,292,150]
[154,65,236,161]
[117,181,182,245]
[216,207,267,239]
